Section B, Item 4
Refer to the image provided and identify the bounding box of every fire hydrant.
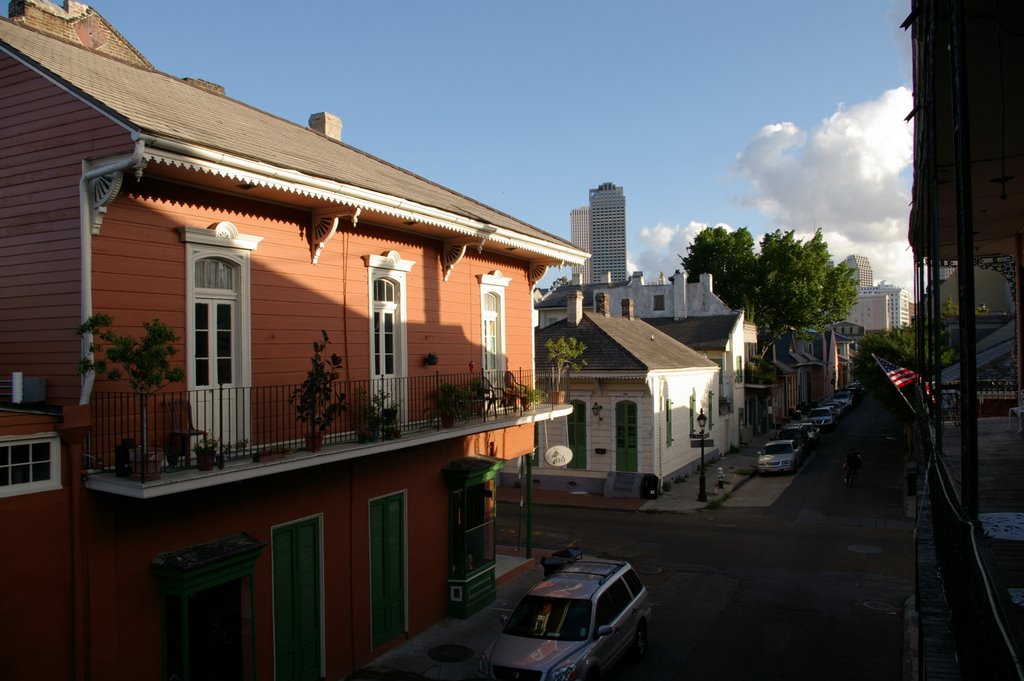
[716,467,725,489]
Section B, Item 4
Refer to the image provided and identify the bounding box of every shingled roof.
[0,16,583,262]
[536,313,716,375]
[643,314,740,352]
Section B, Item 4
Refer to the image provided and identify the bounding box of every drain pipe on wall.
[77,140,145,406]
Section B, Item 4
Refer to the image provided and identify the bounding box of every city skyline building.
[845,254,874,287]
[570,205,591,284]
[588,182,628,283]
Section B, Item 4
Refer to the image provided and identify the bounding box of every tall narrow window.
[181,222,260,447]
[482,292,502,375]
[373,278,398,379]
[363,251,415,388]
[478,271,511,381]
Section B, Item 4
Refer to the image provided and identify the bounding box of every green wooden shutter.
[567,400,587,469]
[370,494,405,647]
[273,518,321,681]
[615,401,638,472]
[665,398,673,446]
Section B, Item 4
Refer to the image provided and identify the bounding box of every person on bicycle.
[843,448,863,484]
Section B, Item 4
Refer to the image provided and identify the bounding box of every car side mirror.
[596,624,615,638]
[500,615,509,625]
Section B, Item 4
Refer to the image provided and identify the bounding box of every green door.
[567,399,587,469]
[615,400,638,472]
[273,517,322,681]
[370,493,405,647]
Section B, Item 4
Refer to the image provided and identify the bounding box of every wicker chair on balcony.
[166,397,205,466]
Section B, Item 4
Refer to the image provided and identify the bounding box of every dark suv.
[480,558,651,680]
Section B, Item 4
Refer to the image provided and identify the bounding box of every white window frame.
[0,433,61,498]
[363,251,416,382]
[477,270,512,378]
[179,223,260,391]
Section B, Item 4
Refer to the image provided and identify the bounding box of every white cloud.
[627,221,727,282]
[629,88,916,290]
[734,87,915,287]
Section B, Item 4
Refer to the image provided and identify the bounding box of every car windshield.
[779,429,801,440]
[810,408,830,417]
[504,595,592,641]
[764,443,793,455]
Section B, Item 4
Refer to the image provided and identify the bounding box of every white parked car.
[479,558,651,681]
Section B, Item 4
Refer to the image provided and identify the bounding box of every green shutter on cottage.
[615,401,638,472]
[567,400,587,469]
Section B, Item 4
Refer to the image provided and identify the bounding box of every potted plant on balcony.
[434,382,469,427]
[545,337,587,405]
[290,330,346,452]
[193,435,219,471]
[76,313,186,480]
[517,385,545,411]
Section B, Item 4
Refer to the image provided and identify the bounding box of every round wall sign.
[543,445,573,467]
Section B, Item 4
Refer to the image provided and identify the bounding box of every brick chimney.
[10,0,154,69]
[309,112,343,142]
[621,298,635,320]
[594,292,610,316]
[568,290,583,327]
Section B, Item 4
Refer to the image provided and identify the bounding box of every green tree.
[680,225,757,312]
[549,276,572,290]
[751,229,858,354]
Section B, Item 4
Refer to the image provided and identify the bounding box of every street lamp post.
[696,409,708,502]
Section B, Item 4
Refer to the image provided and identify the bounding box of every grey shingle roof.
[0,18,576,251]
[642,314,740,352]
[536,313,716,373]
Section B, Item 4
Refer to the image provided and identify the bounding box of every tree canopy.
[681,227,858,354]
[680,226,757,312]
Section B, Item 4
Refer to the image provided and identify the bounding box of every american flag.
[873,354,919,389]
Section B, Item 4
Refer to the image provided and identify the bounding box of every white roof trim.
[140,137,587,265]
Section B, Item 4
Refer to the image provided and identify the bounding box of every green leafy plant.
[434,382,470,425]
[546,337,588,374]
[290,330,346,450]
[76,313,186,461]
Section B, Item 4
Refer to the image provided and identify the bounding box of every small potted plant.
[353,388,381,443]
[434,382,468,427]
[517,385,545,411]
[291,330,346,452]
[193,435,219,471]
[375,390,401,439]
[545,337,587,404]
[424,352,439,366]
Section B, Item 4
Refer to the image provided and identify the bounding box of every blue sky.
[42,0,913,289]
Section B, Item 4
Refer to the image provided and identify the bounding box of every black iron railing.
[86,368,542,479]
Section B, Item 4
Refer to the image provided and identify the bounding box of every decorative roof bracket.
[89,171,125,234]
[528,262,549,287]
[441,241,470,281]
[304,208,360,264]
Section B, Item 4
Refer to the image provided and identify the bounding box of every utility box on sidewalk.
[641,474,660,499]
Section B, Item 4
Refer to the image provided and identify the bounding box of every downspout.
[77,140,146,405]
[71,139,144,681]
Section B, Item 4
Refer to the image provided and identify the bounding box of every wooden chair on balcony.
[166,397,205,466]
[471,376,500,417]
[502,371,527,412]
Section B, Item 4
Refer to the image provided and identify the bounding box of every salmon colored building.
[0,3,585,680]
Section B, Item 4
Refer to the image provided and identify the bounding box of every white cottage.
[526,290,720,497]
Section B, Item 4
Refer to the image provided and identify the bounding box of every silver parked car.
[758,439,801,474]
[808,406,836,432]
[479,558,651,681]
